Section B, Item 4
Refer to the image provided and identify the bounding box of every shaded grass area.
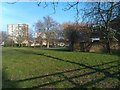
[2,47,120,88]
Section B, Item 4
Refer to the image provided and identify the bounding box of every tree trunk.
[105,24,111,53]
[46,33,50,48]
[70,41,74,51]
[106,36,111,53]
[19,43,21,47]
[34,39,36,48]
[47,41,49,48]
[40,40,42,48]
[11,39,13,47]
[39,37,42,48]
[80,42,85,52]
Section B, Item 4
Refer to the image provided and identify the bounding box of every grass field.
[2,47,120,88]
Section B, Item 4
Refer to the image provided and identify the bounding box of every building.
[32,32,47,46]
[32,32,56,47]
[7,24,29,46]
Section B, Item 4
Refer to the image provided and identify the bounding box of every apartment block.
[7,24,29,45]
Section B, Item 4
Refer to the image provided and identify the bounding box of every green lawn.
[2,47,120,88]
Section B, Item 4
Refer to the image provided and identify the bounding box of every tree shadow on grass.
[6,65,119,89]
[2,68,18,88]
[44,47,71,52]
[11,49,120,88]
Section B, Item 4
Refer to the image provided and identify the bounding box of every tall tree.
[63,22,91,51]
[35,16,58,48]
[44,16,55,48]
[34,20,44,47]
[15,27,24,47]
[110,6,120,45]
[83,2,120,53]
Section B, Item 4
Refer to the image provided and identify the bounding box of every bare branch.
[37,1,41,6]
[6,0,20,4]
[63,2,79,11]
[51,2,58,14]
[43,2,48,8]
[75,2,80,24]
[98,2,107,25]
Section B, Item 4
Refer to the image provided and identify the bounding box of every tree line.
[1,2,120,53]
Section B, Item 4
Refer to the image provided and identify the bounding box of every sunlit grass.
[2,47,119,88]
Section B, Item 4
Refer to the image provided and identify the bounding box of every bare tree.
[64,25,78,51]
[63,22,91,51]
[6,1,120,52]
[15,28,24,47]
[110,7,120,44]
[35,16,58,48]
[34,20,44,47]
[0,31,15,46]
[13,25,28,47]
[0,31,7,43]
[82,2,120,53]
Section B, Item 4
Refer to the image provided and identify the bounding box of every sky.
[1,2,85,32]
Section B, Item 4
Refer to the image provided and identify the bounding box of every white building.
[33,32,47,46]
[7,24,29,45]
[34,32,46,39]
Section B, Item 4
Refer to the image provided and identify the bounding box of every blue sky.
[1,2,84,32]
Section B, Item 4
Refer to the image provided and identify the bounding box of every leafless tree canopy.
[6,1,120,52]
[34,16,58,48]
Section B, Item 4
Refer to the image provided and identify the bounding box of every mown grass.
[2,47,120,88]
